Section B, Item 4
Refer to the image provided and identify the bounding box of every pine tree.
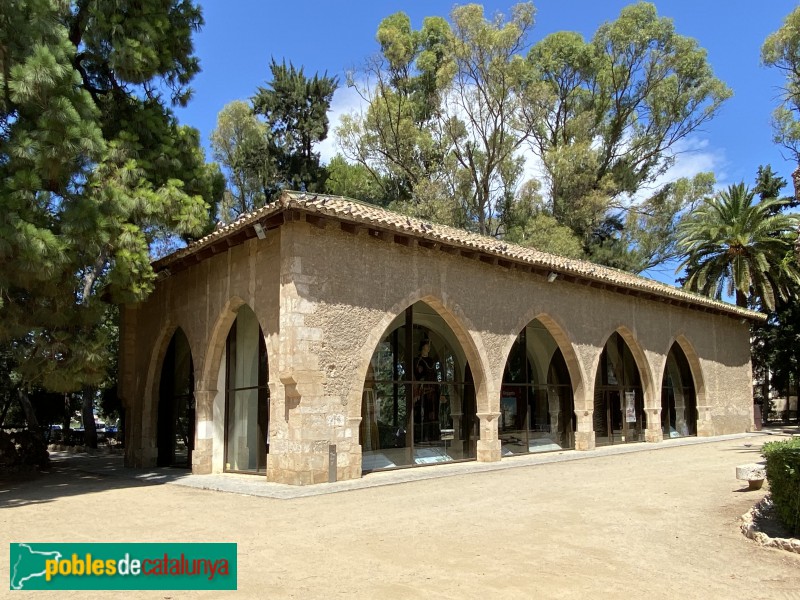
[0,0,222,441]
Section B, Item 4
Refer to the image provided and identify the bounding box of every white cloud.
[648,136,728,193]
[318,85,367,164]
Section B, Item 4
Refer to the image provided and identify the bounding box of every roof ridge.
[154,190,764,321]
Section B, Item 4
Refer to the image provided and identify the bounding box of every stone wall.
[120,218,754,485]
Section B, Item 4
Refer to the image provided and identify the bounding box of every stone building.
[119,192,764,485]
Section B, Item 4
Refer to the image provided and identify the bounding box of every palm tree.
[676,182,800,310]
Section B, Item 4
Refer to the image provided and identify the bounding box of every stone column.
[192,389,216,474]
[267,370,332,485]
[696,404,714,436]
[476,412,501,462]
[339,416,363,481]
[547,388,561,442]
[574,408,595,450]
[644,408,663,443]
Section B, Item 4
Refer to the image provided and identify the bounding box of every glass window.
[593,332,645,446]
[361,302,477,472]
[499,321,575,456]
[224,306,269,474]
[661,344,697,438]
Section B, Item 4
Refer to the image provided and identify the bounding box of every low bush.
[763,437,800,537]
[0,429,50,473]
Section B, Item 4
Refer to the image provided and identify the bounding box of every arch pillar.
[644,408,663,442]
[573,384,595,450]
[476,412,501,462]
[696,405,715,437]
[573,359,595,451]
[192,389,216,474]
[574,413,596,451]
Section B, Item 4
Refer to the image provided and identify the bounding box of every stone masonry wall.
[121,218,754,484]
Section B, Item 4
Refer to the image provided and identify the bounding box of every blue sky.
[175,1,799,284]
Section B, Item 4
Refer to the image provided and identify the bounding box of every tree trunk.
[17,389,41,438]
[735,289,748,308]
[0,396,11,428]
[119,405,126,448]
[81,388,97,449]
[62,393,72,444]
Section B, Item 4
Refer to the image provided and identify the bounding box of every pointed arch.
[501,311,586,412]
[669,334,707,408]
[498,314,580,454]
[591,326,656,445]
[156,328,195,467]
[142,320,198,454]
[195,297,276,474]
[660,335,704,438]
[354,290,491,471]
[198,296,247,393]
[348,288,491,422]
[591,325,657,409]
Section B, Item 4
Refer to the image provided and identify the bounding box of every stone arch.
[354,288,493,469]
[198,296,246,393]
[500,311,587,413]
[198,296,279,391]
[496,311,582,453]
[142,320,197,453]
[347,288,492,422]
[667,334,707,407]
[590,325,657,412]
[587,324,660,445]
[659,334,706,437]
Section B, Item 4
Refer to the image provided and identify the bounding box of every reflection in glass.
[224,306,269,473]
[361,303,477,472]
[661,344,697,438]
[593,332,645,446]
[499,323,575,456]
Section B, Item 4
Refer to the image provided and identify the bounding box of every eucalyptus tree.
[339,2,730,267]
[762,5,800,198]
[525,2,731,261]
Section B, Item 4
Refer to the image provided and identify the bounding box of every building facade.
[119,192,763,485]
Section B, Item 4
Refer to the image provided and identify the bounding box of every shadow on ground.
[0,452,190,509]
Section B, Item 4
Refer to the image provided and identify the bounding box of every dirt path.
[2,434,799,599]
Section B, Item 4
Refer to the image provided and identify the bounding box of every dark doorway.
[157,329,195,468]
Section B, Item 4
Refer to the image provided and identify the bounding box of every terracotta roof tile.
[153,191,765,322]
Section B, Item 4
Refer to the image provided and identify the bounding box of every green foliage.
[618,173,715,272]
[210,100,270,220]
[676,181,800,310]
[526,2,731,260]
[339,2,730,270]
[211,60,338,222]
[762,437,800,536]
[252,59,338,198]
[324,155,390,206]
[762,6,800,163]
[754,298,800,404]
[0,0,215,397]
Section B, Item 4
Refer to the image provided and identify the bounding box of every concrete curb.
[169,431,772,500]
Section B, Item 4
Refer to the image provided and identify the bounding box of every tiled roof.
[153,191,765,322]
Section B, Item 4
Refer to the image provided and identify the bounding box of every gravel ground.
[2,431,799,599]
